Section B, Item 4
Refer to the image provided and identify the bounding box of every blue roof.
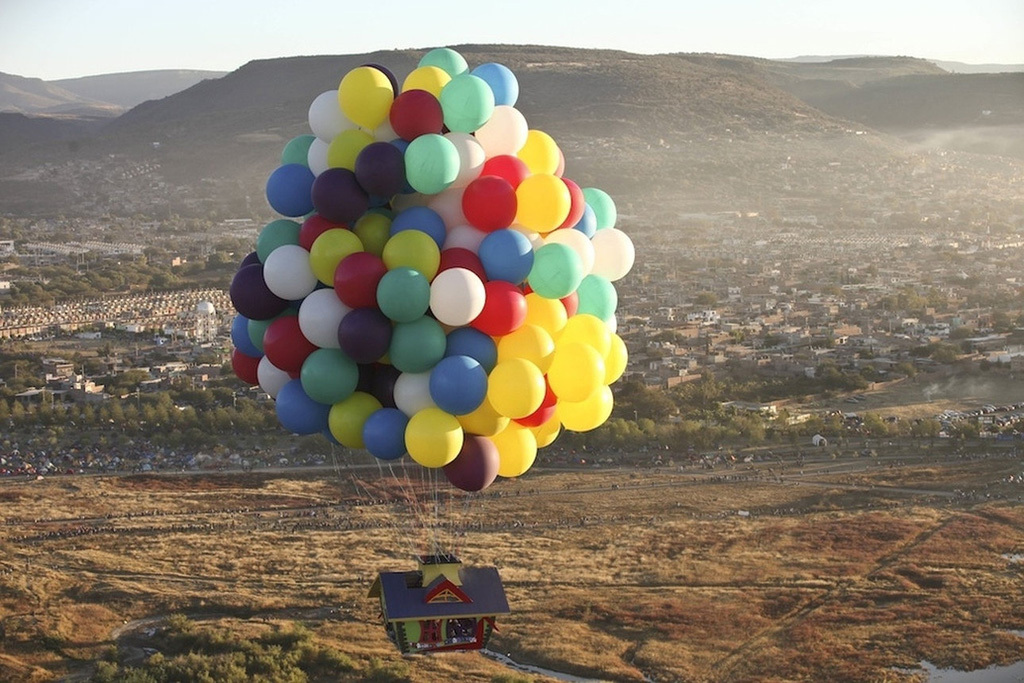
[377,567,510,621]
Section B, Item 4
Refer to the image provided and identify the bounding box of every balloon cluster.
[229,48,635,493]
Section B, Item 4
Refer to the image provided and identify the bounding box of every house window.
[447,618,476,642]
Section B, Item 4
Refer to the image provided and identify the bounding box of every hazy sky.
[2,0,1022,80]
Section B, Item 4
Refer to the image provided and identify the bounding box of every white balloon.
[263,245,317,301]
[428,186,466,229]
[430,267,485,326]
[444,132,485,188]
[307,137,330,176]
[544,228,595,275]
[298,288,351,349]
[374,118,398,142]
[474,105,528,158]
[394,372,436,417]
[590,228,635,281]
[308,90,354,142]
[443,223,487,252]
[258,355,292,399]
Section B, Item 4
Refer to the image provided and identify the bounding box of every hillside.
[0,46,1021,221]
[52,69,228,110]
[0,71,119,117]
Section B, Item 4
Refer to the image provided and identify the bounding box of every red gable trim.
[424,578,472,604]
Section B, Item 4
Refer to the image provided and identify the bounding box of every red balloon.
[299,214,342,251]
[334,251,387,308]
[471,280,527,336]
[481,155,529,188]
[462,175,517,232]
[438,248,488,282]
[515,381,557,427]
[556,178,586,230]
[263,316,318,374]
[561,291,579,317]
[231,348,261,385]
[389,89,444,141]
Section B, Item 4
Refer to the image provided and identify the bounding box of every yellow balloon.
[327,128,374,170]
[328,392,382,449]
[353,213,392,257]
[457,397,510,436]
[402,66,452,97]
[557,313,612,357]
[604,332,628,384]
[524,292,567,336]
[548,342,605,403]
[309,229,364,285]
[406,408,463,468]
[492,422,538,478]
[486,358,545,419]
[496,324,555,373]
[382,231,440,280]
[531,414,562,448]
[338,66,395,130]
[558,385,613,432]
[516,129,560,175]
[515,173,570,234]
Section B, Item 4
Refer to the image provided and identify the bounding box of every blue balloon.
[429,355,487,415]
[276,380,330,435]
[572,203,597,238]
[362,408,409,460]
[231,314,261,357]
[478,228,534,284]
[471,62,519,107]
[265,163,315,217]
[390,206,446,249]
[444,327,497,373]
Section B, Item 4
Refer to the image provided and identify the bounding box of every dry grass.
[1,454,1023,682]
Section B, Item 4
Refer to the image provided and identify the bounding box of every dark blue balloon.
[266,164,315,217]
[572,203,597,238]
[240,251,261,267]
[338,307,392,364]
[363,408,409,460]
[429,355,487,415]
[355,141,406,198]
[276,380,330,435]
[444,327,497,373]
[470,62,519,107]
[231,314,261,357]
[230,263,289,321]
[390,206,447,249]
[311,167,368,224]
[478,228,534,284]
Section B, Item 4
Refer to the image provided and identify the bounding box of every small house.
[368,554,509,654]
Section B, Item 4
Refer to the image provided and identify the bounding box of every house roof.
[372,566,510,621]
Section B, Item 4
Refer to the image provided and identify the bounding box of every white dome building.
[194,300,219,343]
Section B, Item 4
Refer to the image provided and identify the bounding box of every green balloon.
[389,316,446,373]
[440,74,495,133]
[575,274,618,323]
[527,243,584,299]
[281,134,315,166]
[582,187,617,230]
[256,219,301,262]
[419,47,468,77]
[300,349,358,405]
[404,134,460,195]
[377,267,430,323]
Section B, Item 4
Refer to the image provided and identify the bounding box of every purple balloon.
[230,263,289,321]
[240,251,261,267]
[311,168,369,225]
[338,307,392,364]
[354,142,406,198]
[444,435,500,492]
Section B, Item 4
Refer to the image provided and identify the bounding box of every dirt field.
[1,444,1023,682]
